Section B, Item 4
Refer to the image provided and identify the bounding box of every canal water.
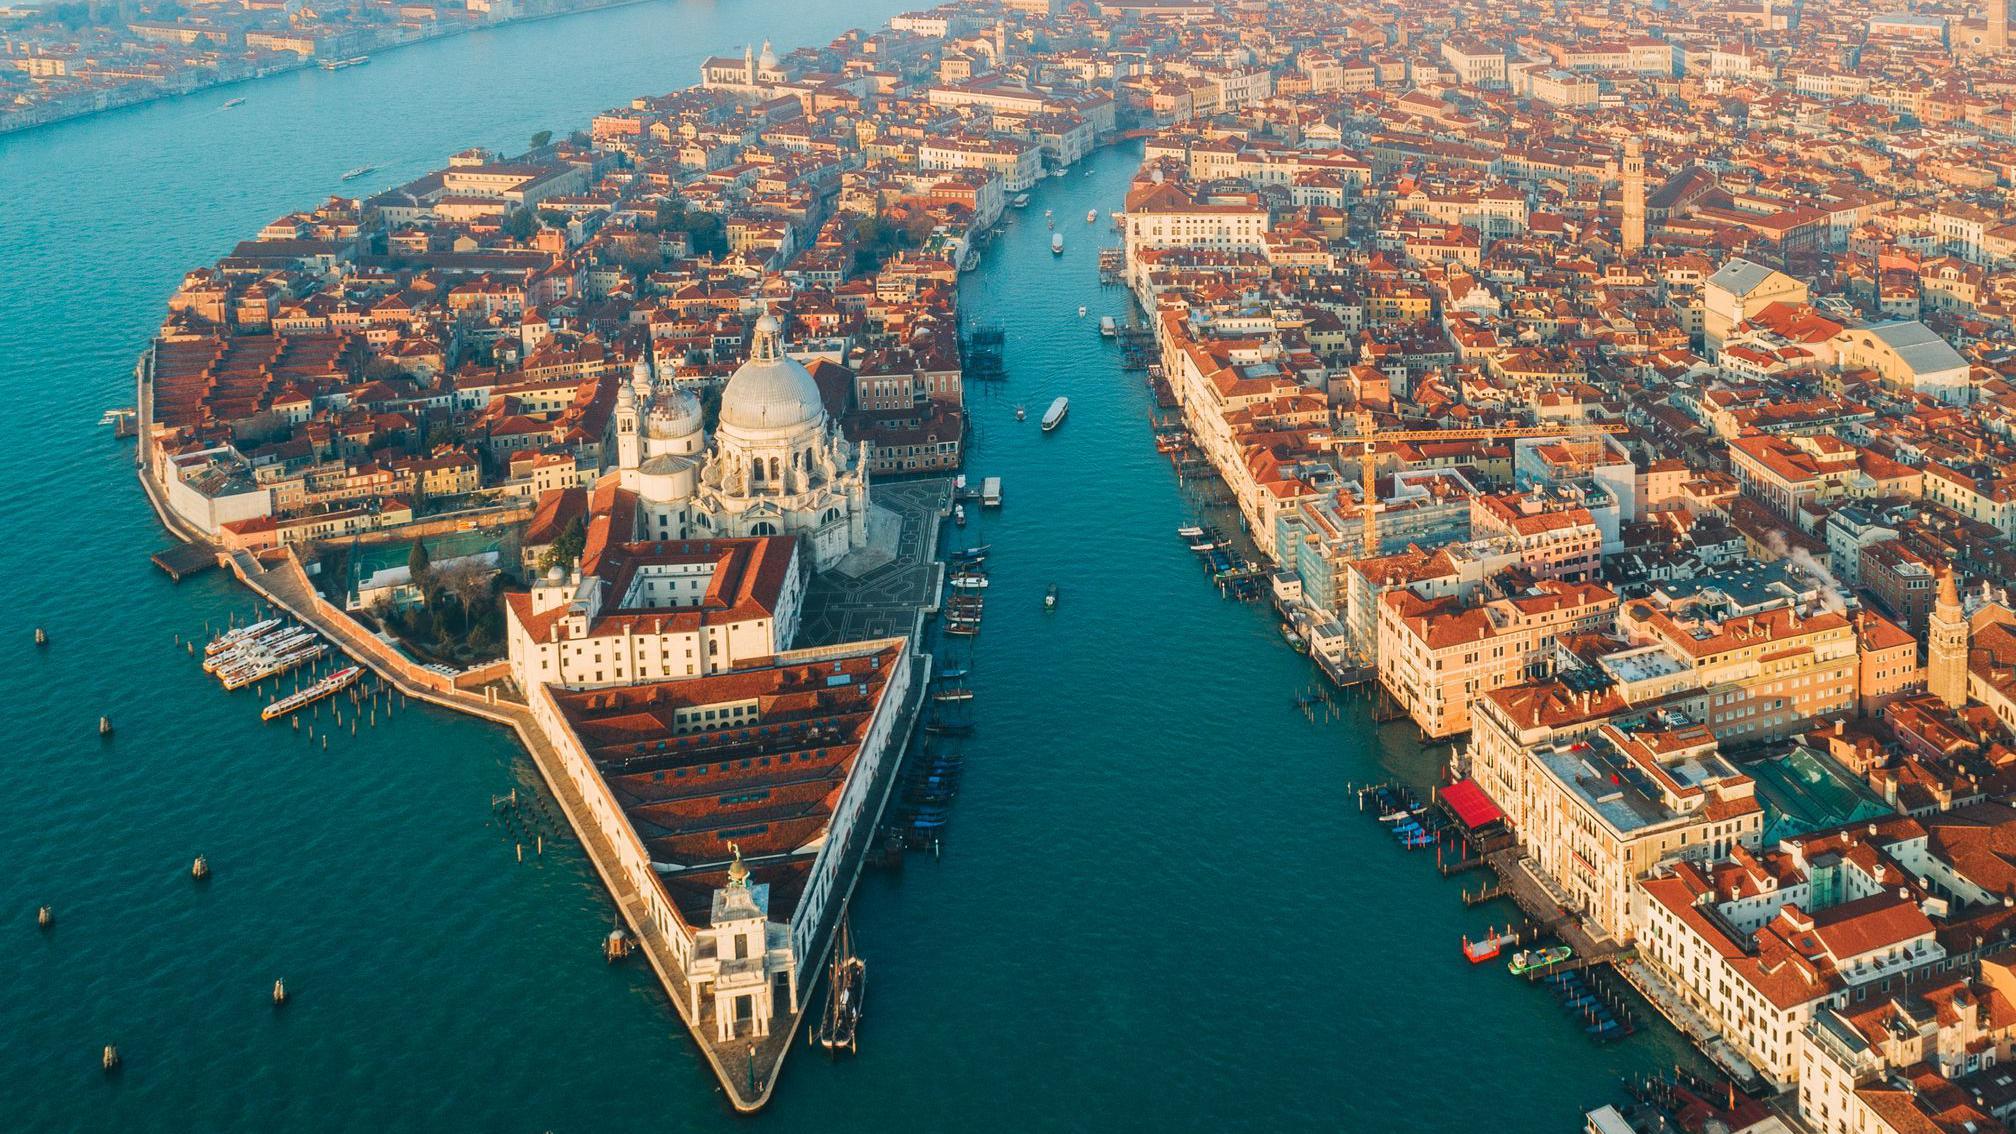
[0,7,1698,1129]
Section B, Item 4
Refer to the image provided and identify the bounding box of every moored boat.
[1099,315,1117,337]
[1508,945,1573,975]
[954,504,966,527]
[1011,194,1030,209]
[950,574,989,590]
[262,665,362,721]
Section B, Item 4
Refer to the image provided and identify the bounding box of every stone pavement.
[799,478,951,647]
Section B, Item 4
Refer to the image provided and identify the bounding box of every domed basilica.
[614,315,872,571]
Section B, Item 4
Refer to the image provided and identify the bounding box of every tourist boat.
[1051,233,1064,255]
[205,618,281,656]
[1041,396,1068,431]
[1099,315,1117,337]
[1044,584,1058,611]
[950,574,989,590]
[1507,945,1573,975]
[1086,209,1098,223]
[1015,405,1026,421]
[954,504,966,527]
[815,914,865,1054]
[320,55,370,70]
[1011,194,1030,209]
[261,665,362,721]
[1176,525,1205,540]
[220,97,246,109]
[340,165,376,182]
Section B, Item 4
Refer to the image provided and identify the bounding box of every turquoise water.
[0,8,1699,1128]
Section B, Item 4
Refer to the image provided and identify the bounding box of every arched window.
[752,521,776,536]
[750,458,764,482]
[769,456,781,482]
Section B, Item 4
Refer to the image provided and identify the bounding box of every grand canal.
[0,5,1698,1128]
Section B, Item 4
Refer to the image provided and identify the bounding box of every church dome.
[719,315,824,432]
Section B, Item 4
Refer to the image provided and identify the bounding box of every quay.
[150,540,220,581]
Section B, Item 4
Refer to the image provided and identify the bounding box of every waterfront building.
[1523,719,1763,941]
[527,638,914,1045]
[1376,578,1618,738]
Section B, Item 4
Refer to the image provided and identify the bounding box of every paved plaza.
[798,477,952,647]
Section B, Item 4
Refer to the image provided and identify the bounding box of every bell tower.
[1928,569,1969,709]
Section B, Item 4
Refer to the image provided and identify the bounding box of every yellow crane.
[1329,411,1630,559]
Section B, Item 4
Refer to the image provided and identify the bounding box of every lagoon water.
[0,5,1698,1128]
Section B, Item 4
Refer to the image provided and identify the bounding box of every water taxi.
[1015,405,1026,421]
[1051,233,1064,255]
[1040,396,1069,432]
[1507,945,1573,975]
[1050,168,1067,179]
[954,503,966,527]
[1077,305,1087,317]
[1044,584,1058,611]
[340,165,376,182]
[262,665,362,721]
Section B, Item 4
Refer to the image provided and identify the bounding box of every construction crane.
[1328,411,1631,559]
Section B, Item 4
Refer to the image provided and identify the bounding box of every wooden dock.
[151,540,220,581]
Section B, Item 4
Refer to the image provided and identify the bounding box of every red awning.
[1441,779,1503,830]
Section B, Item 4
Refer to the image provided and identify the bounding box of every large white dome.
[719,315,824,432]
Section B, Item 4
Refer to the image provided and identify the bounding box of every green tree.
[539,515,587,573]
[407,539,432,603]
[538,208,569,229]
[529,129,553,150]
[502,208,537,242]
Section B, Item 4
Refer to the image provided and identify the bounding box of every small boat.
[950,544,990,561]
[936,667,970,681]
[815,914,865,1054]
[1044,584,1058,611]
[1176,525,1205,540]
[933,686,975,703]
[1508,945,1573,975]
[1086,209,1098,223]
[1078,305,1088,318]
[1099,315,1117,337]
[1015,405,1026,421]
[1051,233,1064,255]
[1011,194,1030,209]
[950,575,989,590]
[340,165,375,182]
[1043,209,1052,219]
[954,504,967,527]
[220,97,245,109]
[1050,168,1067,179]
[945,621,980,637]
[1041,397,1069,431]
